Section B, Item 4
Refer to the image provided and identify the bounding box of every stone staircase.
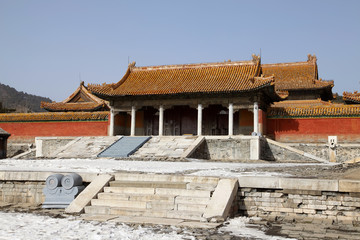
[131,136,201,159]
[98,136,151,158]
[50,136,121,158]
[80,173,238,227]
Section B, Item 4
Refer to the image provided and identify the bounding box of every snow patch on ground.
[0,212,297,240]
[220,217,296,240]
[0,212,187,240]
[0,158,333,178]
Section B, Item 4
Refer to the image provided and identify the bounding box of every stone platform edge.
[0,171,99,183]
[1,171,360,193]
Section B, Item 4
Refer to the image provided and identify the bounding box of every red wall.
[0,121,109,142]
[267,117,360,143]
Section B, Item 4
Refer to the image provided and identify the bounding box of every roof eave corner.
[112,61,136,90]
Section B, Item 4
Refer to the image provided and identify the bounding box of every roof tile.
[343,91,360,104]
[89,57,275,96]
[41,82,109,112]
[262,54,333,92]
[0,112,109,122]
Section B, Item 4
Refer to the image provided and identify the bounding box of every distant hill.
[0,82,52,113]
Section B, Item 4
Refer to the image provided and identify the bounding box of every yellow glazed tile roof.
[0,111,109,122]
[343,91,360,104]
[41,102,108,112]
[262,54,333,92]
[89,56,275,96]
[41,82,109,112]
[271,99,333,108]
[268,103,360,118]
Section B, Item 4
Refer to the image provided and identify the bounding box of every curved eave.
[277,82,334,92]
[91,81,274,99]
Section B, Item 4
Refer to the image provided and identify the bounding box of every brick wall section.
[0,121,109,142]
[0,181,45,205]
[267,118,360,143]
[238,188,360,225]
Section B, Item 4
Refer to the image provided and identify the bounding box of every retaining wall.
[1,171,360,226]
[288,143,360,163]
[237,176,360,225]
[189,136,260,160]
[0,172,97,205]
[35,137,77,158]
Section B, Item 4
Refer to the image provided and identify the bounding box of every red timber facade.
[89,55,281,137]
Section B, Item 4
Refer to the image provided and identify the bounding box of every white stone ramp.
[80,173,238,227]
[132,136,199,159]
[50,136,121,158]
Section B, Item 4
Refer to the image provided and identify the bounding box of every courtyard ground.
[1,157,360,239]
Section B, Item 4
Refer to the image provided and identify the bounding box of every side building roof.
[343,91,360,104]
[41,82,109,112]
[261,54,334,98]
[88,55,278,99]
[268,99,360,118]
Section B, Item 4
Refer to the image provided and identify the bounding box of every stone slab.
[0,171,98,182]
[91,199,147,209]
[238,176,280,189]
[81,214,118,222]
[114,173,219,184]
[175,196,211,205]
[110,180,187,189]
[339,180,360,193]
[279,178,338,191]
[65,174,114,214]
[104,186,155,194]
[203,178,238,220]
[156,188,211,197]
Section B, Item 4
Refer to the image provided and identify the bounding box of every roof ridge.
[262,54,317,67]
[132,59,259,71]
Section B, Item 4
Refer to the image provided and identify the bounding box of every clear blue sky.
[1,0,360,101]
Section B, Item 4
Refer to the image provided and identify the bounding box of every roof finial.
[129,61,136,68]
[252,54,260,62]
[307,54,317,63]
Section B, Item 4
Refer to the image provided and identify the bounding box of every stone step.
[146,201,175,211]
[91,199,147,209]
[109,180,187,189]
[96,193,209,211]
[84,206,204,221]
[104,186,155,195]
[155,188,211,198]
[97,192,175,202]
[114,173,219,185]
[97,192,130,201]
[175,196,211,205]
[177,203,207,212]
[104,186,211,198]
[166,210,204,221]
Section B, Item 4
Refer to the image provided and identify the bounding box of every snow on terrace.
[0,158,337,178]
[0,212,295,240]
